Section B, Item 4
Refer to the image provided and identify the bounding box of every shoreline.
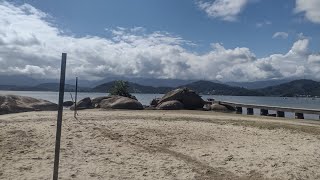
[1,110,320,179]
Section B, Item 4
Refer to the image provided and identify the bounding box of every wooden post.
[53,53,67,180]
[277,111,285,118]
[260,109,268,116]
[247,108,254,115]
[236,107,242,114]
[74,77,78,118]
[295,112,304,119]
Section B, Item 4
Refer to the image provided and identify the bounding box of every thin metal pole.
[53,53,67,180]
[74,77,78,118]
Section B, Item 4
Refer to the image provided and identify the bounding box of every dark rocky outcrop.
[63,101,74,107]
[158,88,204,110]
[157,100,184,110]
[0,95,58,115]
[100,95,143,110]
[70,97,92,110]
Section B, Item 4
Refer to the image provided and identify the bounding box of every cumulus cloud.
[272,32,289,39]
[197,0,249,21]
[295,0,320,24]
[0,2,320,82]
[308,54,320,64]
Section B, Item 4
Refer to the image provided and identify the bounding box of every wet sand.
[1,109,320,179]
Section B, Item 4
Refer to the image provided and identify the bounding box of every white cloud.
[197,0,249,21]
[0,2,320,82]
[295,0,320,24]
[256,20,272,28]
[308,54,320,64]
[272,32,289,39]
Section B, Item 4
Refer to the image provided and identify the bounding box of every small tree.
[110,80,132,98]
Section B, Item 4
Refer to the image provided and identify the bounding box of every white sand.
[1,110,320,179]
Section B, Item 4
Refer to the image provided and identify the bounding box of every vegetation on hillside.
[257,79,320,97]
[92,81,172,94]
[1,79,319,97]
[179,80,264,96]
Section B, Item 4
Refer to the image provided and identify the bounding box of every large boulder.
[211,103,236,112]
[91,96,112,108]
[100,95,143,110]
[70,97,92,110]
[0,95,58,115]
[157,100,184,110]
[158,88,204,110]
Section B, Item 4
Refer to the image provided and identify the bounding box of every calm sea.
[1,90,319,120]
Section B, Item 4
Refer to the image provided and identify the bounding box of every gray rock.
[91,96,111,107]
[158,88,204,110]
[0,95,58,115]
[211,103,235,112]
[100,95,143,110]
[70,97,92,110]
[157,100,184,110]
[63,101,74,107]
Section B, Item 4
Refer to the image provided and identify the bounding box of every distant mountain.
[93,76,198,87]
[226,79,294,89]
[257,79,320,97]
[92,80,263,96]
[0,85,15,90]
[34,83,91,92]
[0,75,42,86]
[0,83,90,92]
[2,77,320,97]
[0,74,219,88]
[179,80,264,96]
[0,75,97,88]
[92,81,173,94]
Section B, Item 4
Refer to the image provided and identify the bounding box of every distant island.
[0,79,319,97]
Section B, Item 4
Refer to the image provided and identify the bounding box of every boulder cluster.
[0,95,58,115]
[68,88,206,111]
[0,88,235,115]
[150,88,205,110]
[69,95,143,110]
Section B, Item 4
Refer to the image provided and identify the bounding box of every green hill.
[2,79,319,97]
[178,80,264,96]
[257,79,320,97]
[91,81,173,94]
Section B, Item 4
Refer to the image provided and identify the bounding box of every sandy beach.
[1,110,320,180]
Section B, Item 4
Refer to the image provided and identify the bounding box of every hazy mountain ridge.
[0,83,91,92]
[178,80,264,96]
[257,79,320,97]
[0,78,319,97]
[0,75,214,88]
[91,81,173,94]
[226,79,294,89]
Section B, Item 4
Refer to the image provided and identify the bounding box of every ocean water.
[0,90,319,120]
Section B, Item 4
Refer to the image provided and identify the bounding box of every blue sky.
[17,0,319,57]
[0,0,319,82]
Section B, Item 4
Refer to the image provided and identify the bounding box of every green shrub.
[109,80,132,98]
